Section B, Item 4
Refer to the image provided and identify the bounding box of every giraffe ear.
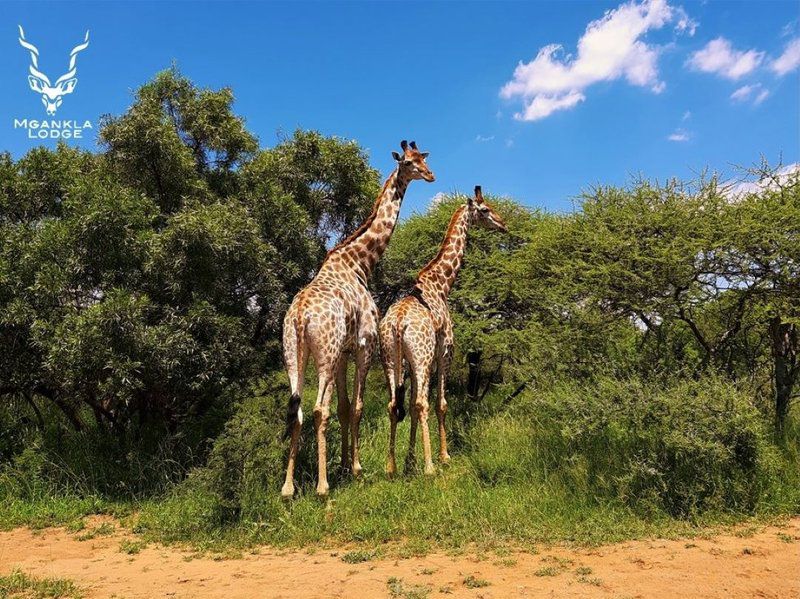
[420,152,429,159]
[392,151,402,162]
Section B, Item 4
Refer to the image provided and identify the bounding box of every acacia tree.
[531,170,800,428]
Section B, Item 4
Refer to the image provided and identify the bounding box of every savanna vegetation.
[1,68,798,551]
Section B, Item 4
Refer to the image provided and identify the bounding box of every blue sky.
[2,1,798,215]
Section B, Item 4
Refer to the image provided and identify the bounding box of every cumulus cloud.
[475,134,495,142]
[429,192,447,207]
[722,163,799,199]
[686,37,764,79]
[730,83,769,105]
[771,38,800,76]
[500,0,695,121]
[667,129,690,142]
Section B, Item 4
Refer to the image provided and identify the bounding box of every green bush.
[472,376,798,517]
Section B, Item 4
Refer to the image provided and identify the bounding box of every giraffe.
[379,186,507,476]
[281,140,435,497]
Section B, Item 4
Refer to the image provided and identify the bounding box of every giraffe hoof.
[316,482,330,497]
[281,482,295,499]
[440,454,451,465]
[386,461,397,478]
[352,463,363,478]
[424,466,436,476]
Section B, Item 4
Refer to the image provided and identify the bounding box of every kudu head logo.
[18,26,90,115]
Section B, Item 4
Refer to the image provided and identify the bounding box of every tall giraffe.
[379,186,507,476]
[282,140,435,497]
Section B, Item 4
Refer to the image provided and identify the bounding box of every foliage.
[471,376,796,517]
[0,68,798,551]
[0,68,378,449]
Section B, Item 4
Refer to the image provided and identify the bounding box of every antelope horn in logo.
[18,25,90,115]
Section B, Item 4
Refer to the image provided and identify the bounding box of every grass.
[119,539,147,554]
[1,378,798,556]
[534,566,560,577]
[0,570,82,598]
[1,441,795,557]
[75,522,114,542]
[462,575,490,588]
[387,577,430,599]
[341,548,379,563]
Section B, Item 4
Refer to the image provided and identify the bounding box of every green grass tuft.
[0,570,83,598]
[119,539,147,554]
[387,577,430,599]
[463,575,490,588]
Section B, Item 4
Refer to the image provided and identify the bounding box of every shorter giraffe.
[380,186,507,476]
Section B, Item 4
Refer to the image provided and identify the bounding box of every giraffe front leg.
[313,375,334,497]
[335,357,351,475]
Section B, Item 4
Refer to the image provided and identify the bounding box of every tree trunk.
[466,350,482,402]
[769,316,798,433]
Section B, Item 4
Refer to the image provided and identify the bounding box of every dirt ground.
[1,517,798,598]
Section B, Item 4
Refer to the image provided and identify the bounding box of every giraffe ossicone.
[281,140,435,498]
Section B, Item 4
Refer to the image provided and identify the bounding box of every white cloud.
[430,192,447,207]
[771,38,800,76]
[686,37,764,79]
[516,90,586,121]
[730,83,770,105]
[682,110,691,121]
[500,0,695,121]
[730,84,757,101]
[754,88,770,105]
[667,129,690,142]
[475,134,495,142]
[722,163,799,199]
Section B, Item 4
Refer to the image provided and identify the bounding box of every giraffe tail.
[282,314,306,441]
[392,317,407,423]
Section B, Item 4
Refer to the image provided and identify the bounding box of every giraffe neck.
[417,205,470,299]
[323,168,410,283]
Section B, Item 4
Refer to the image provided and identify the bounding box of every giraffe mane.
[416,204,467,280]
[323,174,394,263]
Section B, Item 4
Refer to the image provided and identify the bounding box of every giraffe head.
[468,186,508,232]
[392,140,435,182]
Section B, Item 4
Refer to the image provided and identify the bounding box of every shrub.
[472,376,797,517]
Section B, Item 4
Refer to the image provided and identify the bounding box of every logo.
[18,25,90,116]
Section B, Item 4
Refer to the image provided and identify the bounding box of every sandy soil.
[0,517,798,598]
